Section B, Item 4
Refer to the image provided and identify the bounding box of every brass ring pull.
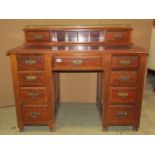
[25,59,37,65]
[116,112,128,118]
[72,58,83,65]
[28,92,39,97]
[34,34,43,41]
[114,33,123,39]
[119,76,130,81]
[118,92,128,97]
[120,60,131,65]
[26,75,37,81]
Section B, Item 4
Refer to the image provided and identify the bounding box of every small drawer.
[26,31,50,42]
[17,55,45,71]
[53,55,102,70]
[110,87,136,104]
[108,106,135,124]
[112,56,139,69]
[111,71,138,86]
[18,72,46,86]
[106,31,129,41]
[22,106,48,124]
[19,87,48,105]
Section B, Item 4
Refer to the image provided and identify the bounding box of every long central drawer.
[53,55,102,70]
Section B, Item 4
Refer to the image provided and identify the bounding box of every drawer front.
[110,87,136,104]
[111,71,138,86]
[112,56,139,69]
[22,106,48,124]
[106,31,129,42]
[108,106,135,124]
[53,56,102,70]
[17,55,45,71]
[18,72,46,86]
[19,87,48,105]
[26,31,50,42]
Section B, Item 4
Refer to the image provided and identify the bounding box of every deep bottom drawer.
[22,106,48,124]
[108,106,136,125]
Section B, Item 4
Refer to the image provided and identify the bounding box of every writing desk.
[7,25,147,131]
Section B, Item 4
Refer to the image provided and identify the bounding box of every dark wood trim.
[153,19,155,26]
[148,69,155,92]
[148,68,155,75]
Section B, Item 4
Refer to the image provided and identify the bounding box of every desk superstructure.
[7,25,147,131]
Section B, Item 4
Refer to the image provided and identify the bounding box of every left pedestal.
[9,53,55,131]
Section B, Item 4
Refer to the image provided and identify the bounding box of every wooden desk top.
[7,45,147,55]
[23,24,133,30]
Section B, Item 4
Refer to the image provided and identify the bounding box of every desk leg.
[19,128,25,132]
[46,54,55,131]
[49,128,56,132]
[102,127,108,131]
[54,72,60,109]
[96,72,102,106]
[133,127,138,131]
[96,72,99,105]
[101,53,111,131]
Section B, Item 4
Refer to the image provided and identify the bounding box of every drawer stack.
[106,55,140,130]
[16,54,51,129]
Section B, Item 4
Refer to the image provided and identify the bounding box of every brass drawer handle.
[26,75,37,81]
[114,33,123,39]
[25,59,37,65]
[119,76,130,81]
[28,92,39,97]
[116,112,128,118]
[72,58,83,65]
[119,60,131,65]
[118,92,128,97]
[30,112,40,118]
[34,34,43,41]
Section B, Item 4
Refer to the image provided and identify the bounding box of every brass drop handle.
[25,59,37,65]
[72,58,83,65]
[114,33,123,39]
[119,76,130,81]
[30,112,40,118]
[118,92,129,97]
[28,92,39,97]
[116,112,128,118]
[34,34,43,41]
[120,60,131,65]
[26,75,38,81]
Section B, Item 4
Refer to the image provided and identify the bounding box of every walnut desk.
[7,25,147,131]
